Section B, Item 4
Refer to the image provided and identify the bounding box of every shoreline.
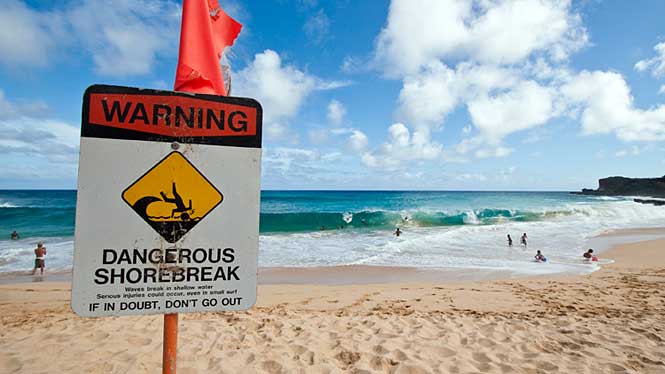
[2,226,664,286]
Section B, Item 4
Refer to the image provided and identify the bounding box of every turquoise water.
[2,190,665,275]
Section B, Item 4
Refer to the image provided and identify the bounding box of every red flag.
[174,0,242,96]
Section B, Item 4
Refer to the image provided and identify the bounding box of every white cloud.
[659,85,665,95]
[468,81,554,143]
[327,99,346,125]
[374,0,587,76]
[475,145,513,159]
[561,70,665,141]
[68,0,180,76]
[359,0,664,171]
[0,1,64,67]
[263,146,343,177]
[235,50,317,124]
[0,118,79,164]
[0,0,180,75]
[264,122,291,141]
[348,130,368,151]
[235,49,348,142]
[0,91,76,156]
[361,123,442,169]
[234,49,318,122]
[635,42,665,78]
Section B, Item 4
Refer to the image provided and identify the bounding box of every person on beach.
[11,230,19,240]
[394,227,402,237]
[583,249,598,262]
[507,234,513,247]
[32,242,46,275]
[534,250,546,262]
[521,233,528,247]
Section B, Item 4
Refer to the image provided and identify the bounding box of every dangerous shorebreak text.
[94,247,240,285]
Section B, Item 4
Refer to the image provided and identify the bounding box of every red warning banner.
[88,93,258,138]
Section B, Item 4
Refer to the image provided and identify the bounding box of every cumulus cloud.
[397,61,518,127]
[360,0,664,171]
[361,123,442,169]
[0,0,180,76]
[348,130,368,151]
[635,42,665,78]
[235,49,349,142]
[561,70,665,141]
[374,0,587,76]
[468,81,554,143]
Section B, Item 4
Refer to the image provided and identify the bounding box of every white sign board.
[72,84,262,317]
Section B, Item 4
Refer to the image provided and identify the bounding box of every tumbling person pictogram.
[122,152,223,243]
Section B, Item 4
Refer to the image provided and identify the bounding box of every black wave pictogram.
[129,182,199,243]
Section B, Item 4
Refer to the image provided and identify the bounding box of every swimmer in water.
[394,228,402,237]
[534,250,546,262]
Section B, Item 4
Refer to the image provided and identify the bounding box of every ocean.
[1,190,664,277]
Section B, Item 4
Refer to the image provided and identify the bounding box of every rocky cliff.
[576,176,665,197]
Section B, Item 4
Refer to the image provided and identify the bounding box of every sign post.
[71,84,262,372]
[163,313,178,374]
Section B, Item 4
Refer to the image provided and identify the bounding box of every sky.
[1,0,665,190]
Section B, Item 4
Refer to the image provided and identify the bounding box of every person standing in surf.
[507,234,513,247]
[32,242,46,275]
[394,227,402,237]
[521,233,528,247]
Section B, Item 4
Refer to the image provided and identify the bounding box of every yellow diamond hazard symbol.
[122,151,223,243]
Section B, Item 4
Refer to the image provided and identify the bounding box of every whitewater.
[1,190,665,277]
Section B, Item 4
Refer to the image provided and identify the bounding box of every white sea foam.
[0,238,73,273]
[259,199,665,276]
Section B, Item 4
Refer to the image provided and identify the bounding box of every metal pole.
[162,313,178,374]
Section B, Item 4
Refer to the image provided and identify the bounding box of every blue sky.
[1,0,665,190]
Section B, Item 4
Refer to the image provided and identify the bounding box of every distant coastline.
[574,176,665,204]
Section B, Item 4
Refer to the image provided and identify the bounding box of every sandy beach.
[1,232,664,374]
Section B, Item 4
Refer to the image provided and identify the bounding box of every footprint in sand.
[261,360,283,374]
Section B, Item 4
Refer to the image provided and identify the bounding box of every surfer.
[10,230,19,240]
[160,182,192,220]
[521,233,528,247]
[32,242,46,275]
[394,227,402,237]
[534,250,546,262]
[507,234,513,247]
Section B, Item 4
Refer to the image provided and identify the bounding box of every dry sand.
[1,234,664,373]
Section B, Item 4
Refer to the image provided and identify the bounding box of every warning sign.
[122,152,223,243]
[71,84,262,317]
